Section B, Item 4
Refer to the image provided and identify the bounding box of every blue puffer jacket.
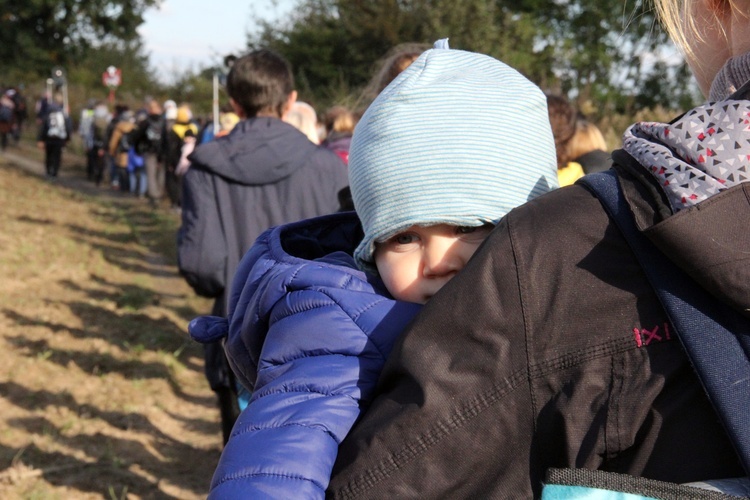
[189,211,422,499]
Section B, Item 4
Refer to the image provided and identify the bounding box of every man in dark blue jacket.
[177,48,348,444]
[36,93,72,178]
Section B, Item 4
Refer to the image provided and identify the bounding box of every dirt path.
[0,142,220,499]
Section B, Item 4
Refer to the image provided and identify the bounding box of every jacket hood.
[188,116,321,185]
[189,212,420,391]
[613,149,750,319]
[236,212,420,390]
[616,84,750,318]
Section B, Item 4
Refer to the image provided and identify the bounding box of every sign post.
[45,78,53,101]
[51,67,68,115]
[213,72,220,133]
[213,54,236,136]
[102,66,122,104]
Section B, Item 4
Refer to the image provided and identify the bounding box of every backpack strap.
[543,468,747,499]
[577,171,750,475]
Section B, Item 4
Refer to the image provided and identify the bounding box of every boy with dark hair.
[177,48,348,445]
[224,48,295,118]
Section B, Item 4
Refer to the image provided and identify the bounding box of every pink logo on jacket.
[633,323,672,347]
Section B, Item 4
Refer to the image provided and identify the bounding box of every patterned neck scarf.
[622,99,750,212]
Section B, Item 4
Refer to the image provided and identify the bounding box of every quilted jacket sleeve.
[177,166,227,299]
[208,258,421,499]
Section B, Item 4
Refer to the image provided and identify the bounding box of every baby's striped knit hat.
[350,39,559,271]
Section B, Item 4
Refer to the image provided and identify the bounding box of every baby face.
[374,223,493,304]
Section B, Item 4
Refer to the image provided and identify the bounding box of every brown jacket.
[108,119,135,168]
[329,153,748,498]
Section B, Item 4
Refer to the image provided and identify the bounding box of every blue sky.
[138,0,296,83]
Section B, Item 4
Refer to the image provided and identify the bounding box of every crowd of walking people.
[73,97,217,208]
[2,84,368,211]
[4,0,750,495]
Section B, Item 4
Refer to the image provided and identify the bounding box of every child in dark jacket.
[188,39,560,498]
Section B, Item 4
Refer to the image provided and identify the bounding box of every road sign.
[51,66,66,86]
[102,66,122,104]
[102,66,122,88]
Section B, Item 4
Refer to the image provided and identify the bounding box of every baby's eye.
[457,224,495,239]
[394,233,417,244]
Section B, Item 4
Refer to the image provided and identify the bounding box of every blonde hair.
[653,0,734,57]
[568,120,608,160]
[323,105,357,134]
[219,112,240,133]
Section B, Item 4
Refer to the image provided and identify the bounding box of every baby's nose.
[422,238,463,277]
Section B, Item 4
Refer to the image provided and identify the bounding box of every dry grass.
[0,141,219,499]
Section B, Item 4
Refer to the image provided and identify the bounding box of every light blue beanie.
[350,39,559,271]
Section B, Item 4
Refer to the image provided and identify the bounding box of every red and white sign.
[102,66,122,88]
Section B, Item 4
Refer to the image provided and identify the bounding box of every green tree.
[165,66,222,118]
[70,40,159,99]
[0,0,160,79]
[249,0,697,114]
[251,0,379,106]
[82,44,170,123]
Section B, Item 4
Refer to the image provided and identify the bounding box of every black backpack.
[117,129,133,154]
[144,116,163,152]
